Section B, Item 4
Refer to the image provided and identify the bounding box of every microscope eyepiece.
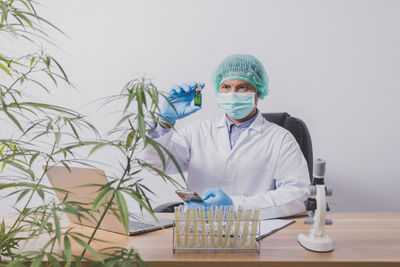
[313,159,326,185]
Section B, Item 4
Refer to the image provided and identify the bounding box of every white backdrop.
[1,0,400,216]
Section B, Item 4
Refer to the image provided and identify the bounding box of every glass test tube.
[241,210,252,248]
[217,208,223,248]
[174,207,182,248]
[249,210,260,248]
[207,208,215,248]
[223,209,235,248]
[232,209,243,248]
[193,208,199,248]
[184,208,191,248]
[199,207,207,248]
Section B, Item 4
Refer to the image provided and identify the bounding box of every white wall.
[2,0,400,215]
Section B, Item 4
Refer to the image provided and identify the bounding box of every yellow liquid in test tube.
[200,208,207,248]
[249,210,260,248]
[223,210,235,248]
[174,207,182,248]
[184,208,191,248]
[232,209,243,248]
[207,209,215,248]
[217,208,223,248]
[193,208,199,248]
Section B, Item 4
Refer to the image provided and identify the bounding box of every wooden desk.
[5,212,400,266]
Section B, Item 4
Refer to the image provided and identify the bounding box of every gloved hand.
[185,188,233,208]
[159,82,205,126]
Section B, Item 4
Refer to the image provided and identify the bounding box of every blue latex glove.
[185,188,233,208]
[159,82,205,125]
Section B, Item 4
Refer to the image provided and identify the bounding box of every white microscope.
[298,159,334,252]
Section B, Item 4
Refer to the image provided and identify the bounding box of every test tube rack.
[173,206,260,253]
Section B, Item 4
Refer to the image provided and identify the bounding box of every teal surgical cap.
[211,54,269,99]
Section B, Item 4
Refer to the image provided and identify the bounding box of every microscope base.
[297,233,333,252]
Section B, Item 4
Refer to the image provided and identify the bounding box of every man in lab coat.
[143,54,309,219]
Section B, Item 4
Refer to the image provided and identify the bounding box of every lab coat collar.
[215,109,266,133]
[248,111,266,133]
[215,115,227,128]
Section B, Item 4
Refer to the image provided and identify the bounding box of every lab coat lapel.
[230,112,265,153]
[215,115,232,155]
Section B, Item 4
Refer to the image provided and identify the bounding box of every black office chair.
[153,112,313,212]
[262,113,313,181]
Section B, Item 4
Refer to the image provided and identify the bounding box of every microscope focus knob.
[304,198,317,211]
[309,185,316,196]
[325,185,333,196]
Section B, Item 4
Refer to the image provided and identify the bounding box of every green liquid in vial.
[194,91,202,106]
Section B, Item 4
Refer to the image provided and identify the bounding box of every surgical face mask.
[217,92,256,119]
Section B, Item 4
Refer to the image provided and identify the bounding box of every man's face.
[219,79,259,105]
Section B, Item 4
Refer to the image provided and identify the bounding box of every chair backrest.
[262,112,313,182]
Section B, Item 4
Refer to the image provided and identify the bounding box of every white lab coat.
[141,112,309,219]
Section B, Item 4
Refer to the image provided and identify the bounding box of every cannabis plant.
[0,0,183,266]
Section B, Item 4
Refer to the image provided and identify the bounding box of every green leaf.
[1,219,5,235]
[29,152,40,166]
[126,131,135,149]
[2,160,35,179]
[13,9,34,28]
[52,56,69,82]
[0,63,12,77]
[88,142,107,156]
[53,209,61,242]
[126,191,153,216]
[36,188,45,200]
[115,191,129,232]
[46,71,57,85]
[2,107,23,131]
[92,187,112,212]
[47,253,61,267]
[70,235,104,263]
[144,137,166,170]
[115,113,133,127]
[30,56,35,67]
[63,235,72,267]
[16,188,30,203]
[55,132,61,145]
[20,10,66,35]
[66,120,80,140]
[31,254,44,267]
[45,55,51,67]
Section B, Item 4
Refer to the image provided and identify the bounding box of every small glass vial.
[194,83,202,106]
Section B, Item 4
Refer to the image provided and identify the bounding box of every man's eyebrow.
[237,82,252,86]
[220,82,252,86]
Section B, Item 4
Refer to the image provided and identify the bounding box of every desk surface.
[5,212,400,266]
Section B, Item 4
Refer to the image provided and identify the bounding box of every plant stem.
[79,153,132,259]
